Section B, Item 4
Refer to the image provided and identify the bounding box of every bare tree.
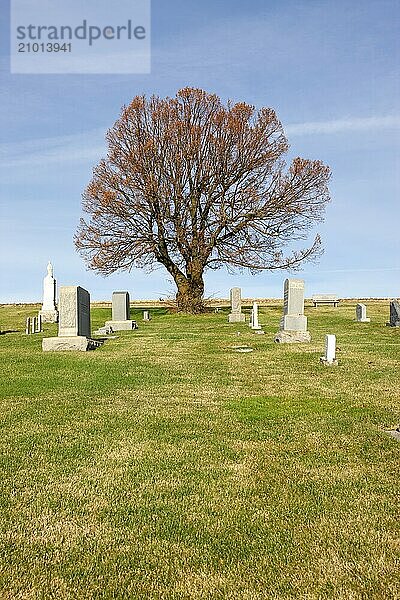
[75,88,331,313]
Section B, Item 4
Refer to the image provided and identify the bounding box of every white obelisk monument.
[39,261,59,323]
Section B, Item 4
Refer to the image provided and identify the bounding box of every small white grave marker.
[320,334,338,366]
[250,302,264,334]
[356,303,370,323]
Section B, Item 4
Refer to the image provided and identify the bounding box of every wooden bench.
[312,294,340,307]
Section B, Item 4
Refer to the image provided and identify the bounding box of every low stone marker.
[388,300,400,327]
[320,334,338,366]
[31,317,37,334]
[25,317,31,335]
[105,292,137,331]
[275,279,311,343]
[356,303,370,322]
[39,262,59,323]
[143,310,151,321]
[93,325,114,336]
[43,286,100,351]
[228,287,245,323]
[386,428,400,442]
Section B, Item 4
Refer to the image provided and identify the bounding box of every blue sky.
[0,0,399,302]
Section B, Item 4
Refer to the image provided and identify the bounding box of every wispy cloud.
[1,113,399,171]
[285,115,400,136]
[303,267,400,274]
[0,129,106,169]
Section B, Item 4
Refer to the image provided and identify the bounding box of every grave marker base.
[105,320,138,331]
[39,310,59,323]
[274,330,311,343]
[228,314,246,323]
[42,336,101,352]
[320,357,338,366]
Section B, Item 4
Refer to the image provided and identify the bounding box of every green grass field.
[0,301,399,599]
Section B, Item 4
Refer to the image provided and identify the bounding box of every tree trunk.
[174,270,205,314]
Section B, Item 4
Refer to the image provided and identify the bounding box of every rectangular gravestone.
[43,286,98,351]
[356,303,370,323]
[275,279,311,343]
[59,286,91,337]
[112,292,130,321]
[228,287,245,323]
[388,300,400,327]
[105,291,137,331]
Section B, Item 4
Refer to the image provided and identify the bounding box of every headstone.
[105,292,137,331]
[39,261,59,323]
[320,334,338,365]
[112,292,129,321]
[274,279,311,343]
[143,310,151,321]
[36,314,42,332]
[25,317,31,335]
[228,287,245,323]
[31,317,37,334]
[388,300,400,327]
[250,302,262,331]
[43,286,99,351]
[356,303,370,323]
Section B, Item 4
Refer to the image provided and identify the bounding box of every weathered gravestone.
[105,292,137,331]
[356,303,370,323]
[320,334,338,366]
[39,261,58,323]
[228,287,246,323]
[143,310,151,321]
[43,286,99,351]
[274,279,311,343]
[388,300,400,327]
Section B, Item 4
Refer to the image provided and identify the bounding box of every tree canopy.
[75,88,331,312]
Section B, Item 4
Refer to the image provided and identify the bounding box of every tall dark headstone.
[389,300,400,327]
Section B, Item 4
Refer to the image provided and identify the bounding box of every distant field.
[0,301,399,599]
[2,297,394,310]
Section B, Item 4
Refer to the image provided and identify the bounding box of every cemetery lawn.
[0,301,399,600]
